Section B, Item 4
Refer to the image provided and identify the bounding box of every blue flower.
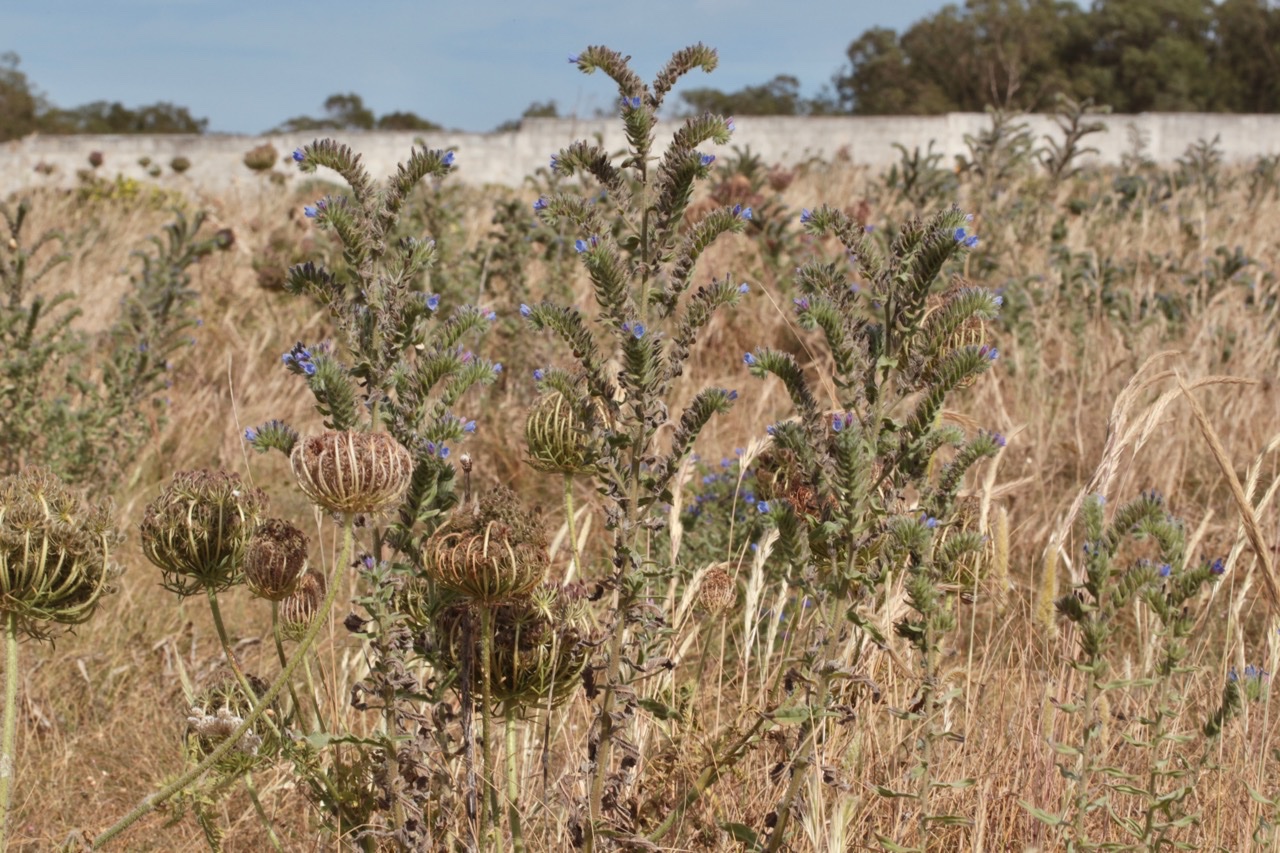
[520,303,532,317]
[550,155,559,171]
[832,414,844,433]
[493,363,503,373]
[362,555,375,570]
[993,294,1004,306]
[1211,558,1226,575]
[800,208,812,224]
[921,515,939,529]
[990,432,1007,448]
[426,293,440,311]
[631,323,645,339]
[979,345,999,361]
[463,420,477,433]
[766,424,777,436]
[732,204,753,220]
[533,368,545,381]
[568,54,580,63]
[484,310,496,321]
[439,445,450,458]
[533,197,549,212]
[574,239,589,253]
[700,153,715,166]
[727,389,738,401]
[620,95,641,109]
[303,205,318,218]
[726,117,735,133]
[244,427,258,442]
[743,352,756,366]
[737,282,749,294]
[292,148,304,162]
[1159,563,1172,577]
[442,151,456,167]
[954,227,979,248]
[757,501,770,513]
[793,296,810,311]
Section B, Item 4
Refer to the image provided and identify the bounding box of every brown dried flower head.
[290,430,413,514]
[140,470,266,597]
[280,569,326,641]
[524,389,605,476]
[425,485,548,603]
[244,518,309,601]
[697,564,736,613]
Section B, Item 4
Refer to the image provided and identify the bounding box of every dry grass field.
[3,132,1280,852]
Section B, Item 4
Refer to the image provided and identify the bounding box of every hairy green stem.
[479,605,500,850]
[270,600,306,727]
[243,773,285,852]
[504,706,525,853]
[763,675,830,853]
[0,612,19,851]
[92,513,357,849]
[563,475,580,580]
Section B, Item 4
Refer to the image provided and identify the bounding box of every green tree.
[493,99,559,132]
[0,53,42,141]
[1087,0,1215,111]
[41,100,208,134]
[679,74,805,115]
[1210,0,1280,111]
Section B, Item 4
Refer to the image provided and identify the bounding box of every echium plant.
[740,205,1001,851]
[520,43,750,846]
[94,142,498,851]
[1027,492,1237,850]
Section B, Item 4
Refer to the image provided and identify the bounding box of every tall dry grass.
[4,152,1279,850]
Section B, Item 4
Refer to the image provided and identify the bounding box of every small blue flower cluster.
[954,227,980,248]
[732,204,753,221]
[620,321,646,339]
[282,343,317,376]
[303,198,328,219]
[574,235,601,253]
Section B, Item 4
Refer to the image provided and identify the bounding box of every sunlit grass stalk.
[504,706,526,853]
[92,512,357,849]
[243,773,285,852]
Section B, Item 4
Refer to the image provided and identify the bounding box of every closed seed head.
[139,470,266,597]
[280,569,326,641]
[244,518,309,601]
[290,430,413,514]
[697,565,736,613]
[425,485,548,603]
[524,390,604,476]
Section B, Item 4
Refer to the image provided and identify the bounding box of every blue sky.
[6,0,956,134]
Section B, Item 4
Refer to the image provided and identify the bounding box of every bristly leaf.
[306,350,362,431]
[244,419,299,457]
[579,237,635,322]
[524,302,614,404]
[379,146,455,233]
[654,387,737,490]
[665,276,747,387]
[553,140,633,208]
[296,139,376,216]
[745,348,819,422]
[573,46,645,101]
[661,208,748,314]
[903,347,993,439]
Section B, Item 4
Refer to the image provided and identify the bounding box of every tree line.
[4,1,1279,143]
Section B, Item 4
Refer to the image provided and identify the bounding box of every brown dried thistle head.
[279,569,326,641]
[424,485,548,604]
[696,564,736,613]
[244,518,309,601]
[290,430,413,514]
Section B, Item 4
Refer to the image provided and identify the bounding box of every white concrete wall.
[4,113,1279,198]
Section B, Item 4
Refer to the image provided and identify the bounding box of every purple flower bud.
[520,303,532,317]
[743,352,756,366]
[463,420,477,433]
[793,296,810,311]
[493,363,503,374]
[484,310,496,321]
[303,205,318,218]
[700,153,715,166]
[533,197,549,211]
[726,116,735,133]
[292,148,304,162]
[244,428,258,442]
[737,282,749,294]
[1159,564,1172,577]
[568,54,580,63]
[362,555,375,570]
[550,154,559,171]
[766,424,777,436]
[1211,558,1225,575]
[533,368,545,381]
[800,208,812,224]
[442,151,456,167]
[727,389,738,401]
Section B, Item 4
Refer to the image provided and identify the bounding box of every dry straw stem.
[1176,371,1280,614]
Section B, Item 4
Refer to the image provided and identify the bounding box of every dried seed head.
[244,518,309,601]
[0,466,121,637]
[185,668,276,771]
[279,569,326,641]
[524,390,605,476]
[425,485,547,603]
[140,470,266,597]
[290,430,413,514]
[697,565,736,613]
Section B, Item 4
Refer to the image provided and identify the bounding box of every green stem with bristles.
[505,705,525,853]
[563,475,580,579]
[0,612,20,851]
[479,605,501,850]
[92,513,357,849]
[270,600,307,728]
[243,773,285,852]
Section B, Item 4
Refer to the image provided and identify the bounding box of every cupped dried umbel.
[424,485,548,604]
[290,430,413,514]
[140,470,266,597]
[244,518,309,601]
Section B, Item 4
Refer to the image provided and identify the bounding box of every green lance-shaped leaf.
[436,357,501,412]
[426,305,491,354]
[654,387,737,489]
[745,348,819,422]
[924,430,1004,512]
[525,302,615,404]
[804,205,886,285]
[572,45,646,102]
[306,352,361,431]
[397,347,465,413]
[296,139,376,218]
[903,346,994,440]
[553,140,632,208]
[916,286,1002,358]
[665,276,747,387]
[618,322,664,400]
[661,208,747,314]
[379,146,455,234]
[390,236,439,288]
[669,112,733,157]
[651,42,719,106]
